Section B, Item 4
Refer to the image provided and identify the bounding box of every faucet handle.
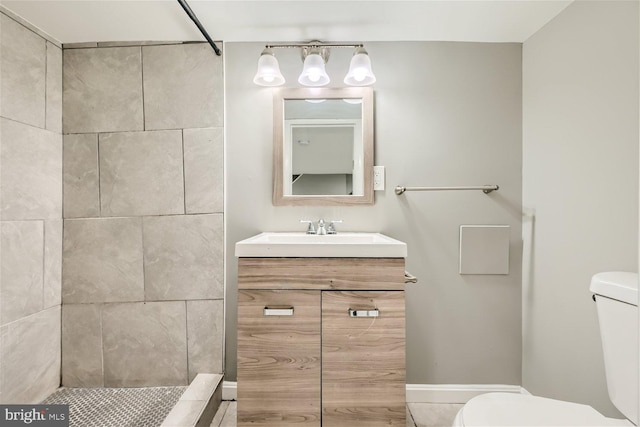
[300,220,316,235]
[327,220,343,235]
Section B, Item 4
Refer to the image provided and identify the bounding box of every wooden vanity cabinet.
[237,258,406,427]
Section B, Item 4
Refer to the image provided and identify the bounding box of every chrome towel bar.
[395,185,499,195]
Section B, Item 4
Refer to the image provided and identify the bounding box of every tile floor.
[211,402,463,427]
[407,403,464,427]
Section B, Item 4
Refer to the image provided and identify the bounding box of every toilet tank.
[590,272,638,422]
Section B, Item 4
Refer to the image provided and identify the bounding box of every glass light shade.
[298,53,330,87]
[253,49,285,87]
[344,48,376,86]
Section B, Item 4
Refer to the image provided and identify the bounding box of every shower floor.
[41,386,187,427]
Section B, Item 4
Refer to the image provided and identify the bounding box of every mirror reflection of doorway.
[289,124,358,196]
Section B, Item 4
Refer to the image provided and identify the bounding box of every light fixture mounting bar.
[265,43,364,50]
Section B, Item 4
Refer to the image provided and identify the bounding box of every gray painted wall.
[0,11,63,403]
[522,0,639,417]
[225,41,523,384]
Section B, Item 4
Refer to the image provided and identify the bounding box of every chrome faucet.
[316,219,327,235]
[301,219,342,235]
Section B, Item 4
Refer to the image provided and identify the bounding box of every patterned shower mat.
[41,386,187,427]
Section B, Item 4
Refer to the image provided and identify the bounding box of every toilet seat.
[453,393,633,426]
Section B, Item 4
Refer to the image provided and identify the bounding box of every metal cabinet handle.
[264,306,294,316]
[349,308,379,318]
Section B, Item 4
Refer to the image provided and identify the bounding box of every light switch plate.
[374,166,385,191]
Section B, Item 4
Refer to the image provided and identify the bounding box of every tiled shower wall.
[0,11,63,403]
[61,42,224,387]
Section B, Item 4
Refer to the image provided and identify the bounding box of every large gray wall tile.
[184,128,223,214]
[62,218,144,303]
[99,131,184,217]
[62,304,103,387]
[0,221,44,325]
[0,8,60,47]
[186,300,223,381]
[0,14,46,127]
[102,301,188,387]
[46,42,62,133]
[143,43,222,130]
[44,219,62,309]
[144,214,223,301]
[63,46,143,133]
[1,118,62,220]
[0,306,61,404]
[63,134,100,218]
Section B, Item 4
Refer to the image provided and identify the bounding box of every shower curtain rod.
[177,0,222,56]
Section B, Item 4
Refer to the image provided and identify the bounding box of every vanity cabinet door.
[237,289,321,427]
[322,291,406,427]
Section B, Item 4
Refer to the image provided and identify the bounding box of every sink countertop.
[235,232,407,258]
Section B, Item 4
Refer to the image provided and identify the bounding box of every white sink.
[235,232,407,258]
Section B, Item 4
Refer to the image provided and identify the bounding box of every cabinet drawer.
[238,290,321,426]
[322,291,406,426]
[238,258,405,290]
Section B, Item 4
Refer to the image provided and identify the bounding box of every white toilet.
[453,271,638,426]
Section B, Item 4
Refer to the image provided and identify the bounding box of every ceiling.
[1,0,572,44]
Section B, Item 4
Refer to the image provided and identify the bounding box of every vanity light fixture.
[298,46,330,86]
[344,47,376,86]
[253,42,376,87]
[253,48,286,86]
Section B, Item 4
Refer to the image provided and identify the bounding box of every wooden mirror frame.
[273,87,374,206]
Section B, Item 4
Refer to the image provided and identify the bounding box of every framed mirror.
[273,87,374,206]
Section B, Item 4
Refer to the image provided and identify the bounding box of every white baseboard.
[222,381,527,404]
[406,384,524,403]
[222,381,237,401]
